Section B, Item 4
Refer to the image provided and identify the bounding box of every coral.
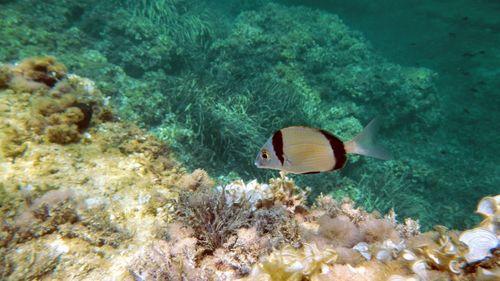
[267,175,309,213]
[313,194,371,225]
[144,177,308,280]
[219,179,272,210]
[219,176,304,245]
[169,177,434,280]
[202,226,274,276]
[0,57,114,149]
[127,240,208,281]
[359,218,401,244]
[63,205,130,248]
[308,194,416,247]
[45,124,81,144]
[175,175,305,254]
[0,57,183,280]
[318,215,362,247]
[246,243,338,281]
[127,224,211,281]
[128,240,187,280]
[176,184,252,251]
[392,217,421,240]
[1,188,128,249]
[11,56,66,88]
[251,206,301,247]
[177,168,214,191]
[8,189,79,245]
[2,241,61,281]
[323,263,396,281]
[247,191,499,281]
[333,247,364,265]
[0,125,28,159]
[394,198,500,280]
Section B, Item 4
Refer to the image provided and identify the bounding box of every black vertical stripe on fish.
[272,130,285,165]
[319,129,347,170]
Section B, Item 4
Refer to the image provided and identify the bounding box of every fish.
[254,118,392,174]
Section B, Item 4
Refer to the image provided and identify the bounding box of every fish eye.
[261,150,269,160]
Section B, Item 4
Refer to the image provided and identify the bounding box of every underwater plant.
[246,243,338,281]
[176,183,252,251]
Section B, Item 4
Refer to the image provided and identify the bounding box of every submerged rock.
[0,57,498,281]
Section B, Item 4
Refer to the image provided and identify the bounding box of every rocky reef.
[0,0,497,233]
[0,57,182,280]
[0,57,498,280]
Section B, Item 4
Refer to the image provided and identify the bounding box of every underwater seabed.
[1,0,497,233]
[0,57,499,281]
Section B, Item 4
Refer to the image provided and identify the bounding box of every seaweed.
[176,185,252,252]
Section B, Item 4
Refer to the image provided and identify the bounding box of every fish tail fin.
[344,117,393,160]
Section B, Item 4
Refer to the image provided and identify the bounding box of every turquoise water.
[0,0,498,231]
